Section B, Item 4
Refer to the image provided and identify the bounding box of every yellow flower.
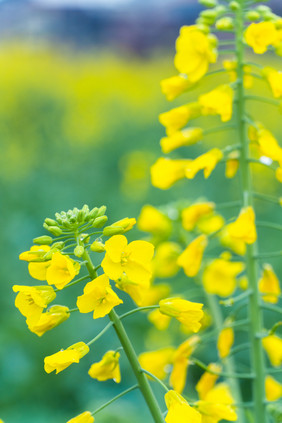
[77,274,123,318]
[103,217,136,236]
[160,128,203,154]
[138,205,172,236]
[199,85,233,122]
[20,245,51,281]
[46,252,77,289]
[139,283,171,306]
[181,202,215,231]
[160,75,193,101]
[257,129,282,164]
[115,273,150,306]
[203,255,244,297]
[151,157,192,190]
[196,363,222,400]
[13,285,56,325]
[226,206,257,244]
[159,298,203,332]
[196,383,237,422]
[139,347,175,380]
[165,390,202,423]
[174,26,217,83]
[153,242,181,278]
[101,235,154,284]
[217,327,234,359]
[263,67,282,98]
[159,103,202,136]
[225,151,240,179]
[186,148,223,179]
[170,336,200,393]
[259,264,281,304]
[276,167,282,183]
[44,341,89,374]
[28,305,70,337]
[177,235,208,277]
[197,214,225,235]
[148,309,171,330]
[245,22,278,54]
[265,375,282,401]
[219,227,246,256]
[262,334,282,367]
[223,60,253,89]
[88,350,121,383]
[67,411,94,423]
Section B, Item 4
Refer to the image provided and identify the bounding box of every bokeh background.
[1,0,282,422]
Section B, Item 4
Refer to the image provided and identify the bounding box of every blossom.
[20,245,51,281]
[159,103,202,135]
[160,298,203,332]
[139,347,175,380]
[46,252,77,289]
[88,350,121,383]
[199,85,233,122]
[138,283,171,307]
[217,327,234,359]
[225,151,240,179]
[259,264,281,304]
[196,363,222,400]
[67,411,94,423]
[148,309,171,330]
[257,129,282,164]
[101,235,154,284]
[77,274,123,318]
[186,149,223,179]
[103,217,136,236]
[196,383,237,422]
[151,158,191,189]
[174,25,217,82]
[223,60,253,89]
[13,285,56,325]
[160,128,203,154]
[44,342,89,374]
[262,334,282,367]
[115,273,149,306]
[265,375,282,401]
[226,207,257,244]
[203,255,244,297]
[219,227,246,256]
[181,202,215,231]
[263,67,282,98]
[177,235,208,277]
[138,205,172,236]
[170,336,200,393]
[28,305,70,336]
[245,22,278,54]
[160,75,194,101]
[165,390,202,423]
[153,242,181,278]
[197,214,225,235]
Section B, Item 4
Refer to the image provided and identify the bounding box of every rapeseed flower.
[139,283,171,306]
[44,341,89,374]
[28,305,70,336]
[165,390,202,423]
[103,217,136,236]
[138,205,171,236]
[46,252,77,289]
[185,148,223,179]
[199,85,233,122]
[181,202,215,231]
[263,67,282,98]
[148,309,171,330]
[160,298,203,332]
[88,350,121,383]
[226,206,257,244]
[159,103,202,136]
[20,245,51,281]
[177,234,207,277]
[225,151,240,179]
[262,334,282,367]
[219,226,246,256]
[196,363,222,400]
[160,75,193,101]
[245,22,278,54]
[259,264,281,304]
[160,128,203,154]
[115,273,150,306]
[197,213,225,235]
[151,157,191,189]
[265,375,282,401]
[196,383,237,422]
[67,412,94,423]
[153,242,181,278]
[139,347,175,380]
[217,327,234,359]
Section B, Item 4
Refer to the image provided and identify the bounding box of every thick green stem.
[235,2,266,422]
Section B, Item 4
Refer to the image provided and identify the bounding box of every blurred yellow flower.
[139,347,175,380]
[159,298,203,332]
[276,167,282,183]
[20,245,51,281]
[160,75,193,101]
[138,205,172,236]
[13,285,56,325]
[196,363,222,400]
[153,242,181,278]
[46,252,77,290]
[27,305,70,337]
[67,411,94,423]
[186,148,223,179]
[177,234,208,277]
[151,157,191,190]
[44,342,89,374]
[148,309,171,330]
[165,390,202,423]
[159,103,202,135]
[265,375,282,401]
[196,383,237,422]
[226,206,257,244]
[257,128,282,164]
[223,60,253,89]
[160,128,203,154]
[170,336,200,393]
[199,85,233,122]
[262,334,282,367]
[139,283,171,306]
[217,327,234,359]
[181,202,215,231]
[203,255,244,297]
[219,226,246,256]
[263,67,282,98]
[88,350,121,383]
[101,234,154,284]
[225,151,240,179]
[174,26,217,82]
[259,264,281,304]
[245,22,278,54]
[197,214,225,235]
[115,273,150,306]
[77,274,123,318]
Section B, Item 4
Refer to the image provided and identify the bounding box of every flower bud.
[198,0,217,8]
[33,235,53,245]
[89,207,99,219]
[97,205,107,217]
[46,226,63,236]
[103,226,125,236]
[196,23,210,34]
[52,241,64,249]
[200,9,217,24]
[55,213,63,225]
[44,218,58,226]
[245,10,260,21]
[229,1,239,11]
[90,240,105,252]
[215,17,234,30]
[74,245,85,257]
[80,233,90,244]
[92,215,108,228]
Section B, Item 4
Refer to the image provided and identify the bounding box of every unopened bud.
[97,205,107,217]
[74,245,85,257]
[200,9,217,24]
[215,17,234,30]
[92,215,108,228]
[52,241,64,249]
[90,240,105,252]
[245,10,260,21]
[47,226,63,236]
[229,1,239,11]
[89,207,99,219]
[33,235,53,245]
[198,0,217,8]
[45,218,58,227]
[103,226,124,236]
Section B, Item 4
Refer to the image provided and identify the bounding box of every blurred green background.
[1,0,281,422]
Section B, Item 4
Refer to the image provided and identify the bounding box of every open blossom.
[88,350,121,383]
[160,128,203,154]
[263,67,282,98]
[217,327,234,359]
[245,22,278,54]
[262,334,282,367]
[259,264,281,304]
[165,390,202,423]
[148,309,171,330]
[46,252,78,289]
[181,202,214,231]
[153,242,181,278]
[101,235,154,284]
[159,298,203,332]
[139,347,175,380]
[160,74,194,101]
[174,25,217,83]
[77,274,123,318]
[27,305,70,337]
[67,411,94,423]
[196,363,222,400]
[151,157,191,190]
[265,376,282,401]
[226,206,257,244]
[44,342,89,374]
[196,383,237,422]
[186,149,223,179]
[159,103,202,135]
[115,273,149,306]
[13,285,56,325]
[138,204,172,236]
[199,85,233,122]
[257,128,282,164]
[20,245,51,281]
[177,235,208,277]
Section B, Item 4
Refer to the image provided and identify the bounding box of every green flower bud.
[90,240,105,252]
[229,1,239,11]
[103,226,125,236]
[196,23,210,33]
[97,205,107,217]
[44,218,58,227]
[74,245,85,257]
[245,10,260,21]
[47,226,63,236]
[198,0,217,8]
[33,235,53,245]
[89,207,99,219]
[200,9,217,24]
[214,5,226,16]
[92,215,108,228]
[52,241,64,249]
[215,17,234,30]
[80,233,90,244]
[196,17,211,27]
[256,5,271,13]
[55,213,63,225]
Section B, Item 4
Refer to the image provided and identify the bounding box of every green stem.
[253,192,280,205]
[119,305,160,320]
[245,95,280,107]
[256,221,282,231]
[192,358,254,379]
[91,385,139,416]
[141,369,169,392]
[260,303,282,315]
[235,2,266,422]
[87,322,113,346]
[204,124,236,135]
